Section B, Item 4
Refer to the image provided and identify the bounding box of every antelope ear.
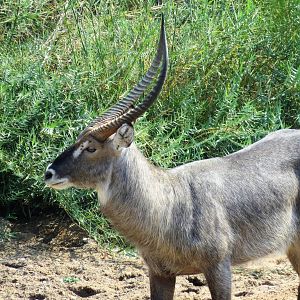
[112,123,134,151]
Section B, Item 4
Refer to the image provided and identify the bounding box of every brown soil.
[0,214,298,300]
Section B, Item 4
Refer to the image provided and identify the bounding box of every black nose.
[45,171,53,181]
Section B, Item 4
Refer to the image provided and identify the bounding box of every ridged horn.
[79,15,168,142]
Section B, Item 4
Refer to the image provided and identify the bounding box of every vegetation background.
[0,0,299,247]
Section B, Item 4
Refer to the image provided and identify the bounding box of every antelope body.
[45,17,300,300]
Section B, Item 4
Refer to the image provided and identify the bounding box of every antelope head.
[44,17,168,190]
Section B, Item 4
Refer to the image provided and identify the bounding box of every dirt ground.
[0,214,299,300]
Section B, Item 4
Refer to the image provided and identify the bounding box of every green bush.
[0,0,299,246]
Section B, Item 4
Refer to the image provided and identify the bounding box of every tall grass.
[0,0,299,246]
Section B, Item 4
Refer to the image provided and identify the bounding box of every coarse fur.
[45,126,300,300]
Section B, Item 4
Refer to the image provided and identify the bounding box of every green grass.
[0,0,300,247]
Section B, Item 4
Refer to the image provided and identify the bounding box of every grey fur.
[45,126,300,299]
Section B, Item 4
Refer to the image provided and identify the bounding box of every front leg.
[204,257,232,300]
[149,269,176,300]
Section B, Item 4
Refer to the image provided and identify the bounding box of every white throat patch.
[73,141,90,159]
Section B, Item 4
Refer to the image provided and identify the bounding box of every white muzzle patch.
[45,168,72,190]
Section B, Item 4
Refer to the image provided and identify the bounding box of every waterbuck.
[45,16,300,300]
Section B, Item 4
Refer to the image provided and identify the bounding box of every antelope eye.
[86,147,96,153]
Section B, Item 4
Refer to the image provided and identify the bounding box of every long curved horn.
[80,15,168,142]
[78,33,163,141]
